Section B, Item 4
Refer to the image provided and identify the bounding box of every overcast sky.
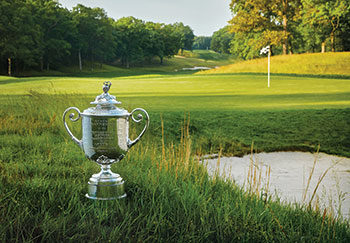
[57,0,232,36]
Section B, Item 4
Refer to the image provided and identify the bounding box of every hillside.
[200,52,350,76]
[13,50,237,77]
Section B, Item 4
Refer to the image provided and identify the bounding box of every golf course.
[1,50,350,242]
[2,0,350,240]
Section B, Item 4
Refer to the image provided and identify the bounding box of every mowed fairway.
[1,73,349,156]
[1,73,349,110]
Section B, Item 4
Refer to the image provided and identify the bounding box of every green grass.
[181,49,238,62]
[202,52,350,77]
[1,73,349,100]
[0,94,349,242]
[1,72,350,157]
[1,52,350,241]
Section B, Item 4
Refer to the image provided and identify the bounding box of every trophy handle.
[127,108,149,149]
[63,107,83,147]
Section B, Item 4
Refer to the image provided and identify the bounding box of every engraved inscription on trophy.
[91,118,114,151]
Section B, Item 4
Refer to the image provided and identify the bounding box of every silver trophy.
[63,81,149,200]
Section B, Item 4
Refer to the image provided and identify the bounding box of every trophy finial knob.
[103,81,111,93]
[90,81,121,106]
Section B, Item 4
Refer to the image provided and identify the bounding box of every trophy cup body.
[63,81,149,200]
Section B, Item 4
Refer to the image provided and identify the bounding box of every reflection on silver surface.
[82,117,128,161]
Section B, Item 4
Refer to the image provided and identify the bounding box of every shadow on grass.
[0,70,199,85]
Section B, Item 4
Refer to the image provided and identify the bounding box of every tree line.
[210,0,350,59]
[0,0,195,75]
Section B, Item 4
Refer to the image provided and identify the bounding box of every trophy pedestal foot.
[86,164,126,200]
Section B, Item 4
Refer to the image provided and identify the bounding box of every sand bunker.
[204,152,350,220]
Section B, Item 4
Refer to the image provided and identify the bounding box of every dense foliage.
[192,36,212,50]
[0,0,194,75]
[224,0,350,59]
[210,26,235,54]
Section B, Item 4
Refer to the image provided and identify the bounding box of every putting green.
[1,74,349,110]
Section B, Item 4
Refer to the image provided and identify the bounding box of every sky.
[57,0,232,36]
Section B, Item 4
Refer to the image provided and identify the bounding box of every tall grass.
[1,93,349,242]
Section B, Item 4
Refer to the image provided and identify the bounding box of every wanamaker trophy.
[63,81,149,200]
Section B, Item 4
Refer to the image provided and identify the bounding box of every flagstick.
[260,45,271,88]
[268,49,270,88]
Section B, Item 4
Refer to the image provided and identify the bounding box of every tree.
[229,0,301,55]
[338,9,350,51]
[300,0,349,52]
[114,17,148,68]
[211,26,234,54]
[0,0,194,75]
[0,0,41,75]
[27,0,76,71]
[143,22,182,64]
[113,18,184,67]
[159,24,183,60]
[183,25,195,51]
[144,22,165,64]
[230,31,279,59]
[72,4,116,70]
[173,22,195,55]
[193,36,212,50]
[277,0,302,54]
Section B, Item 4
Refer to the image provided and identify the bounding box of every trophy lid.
[90,81,121,106]
[81,81,128,117]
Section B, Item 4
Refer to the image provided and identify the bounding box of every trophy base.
[86,164,127,200]
[85,193,126,201]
